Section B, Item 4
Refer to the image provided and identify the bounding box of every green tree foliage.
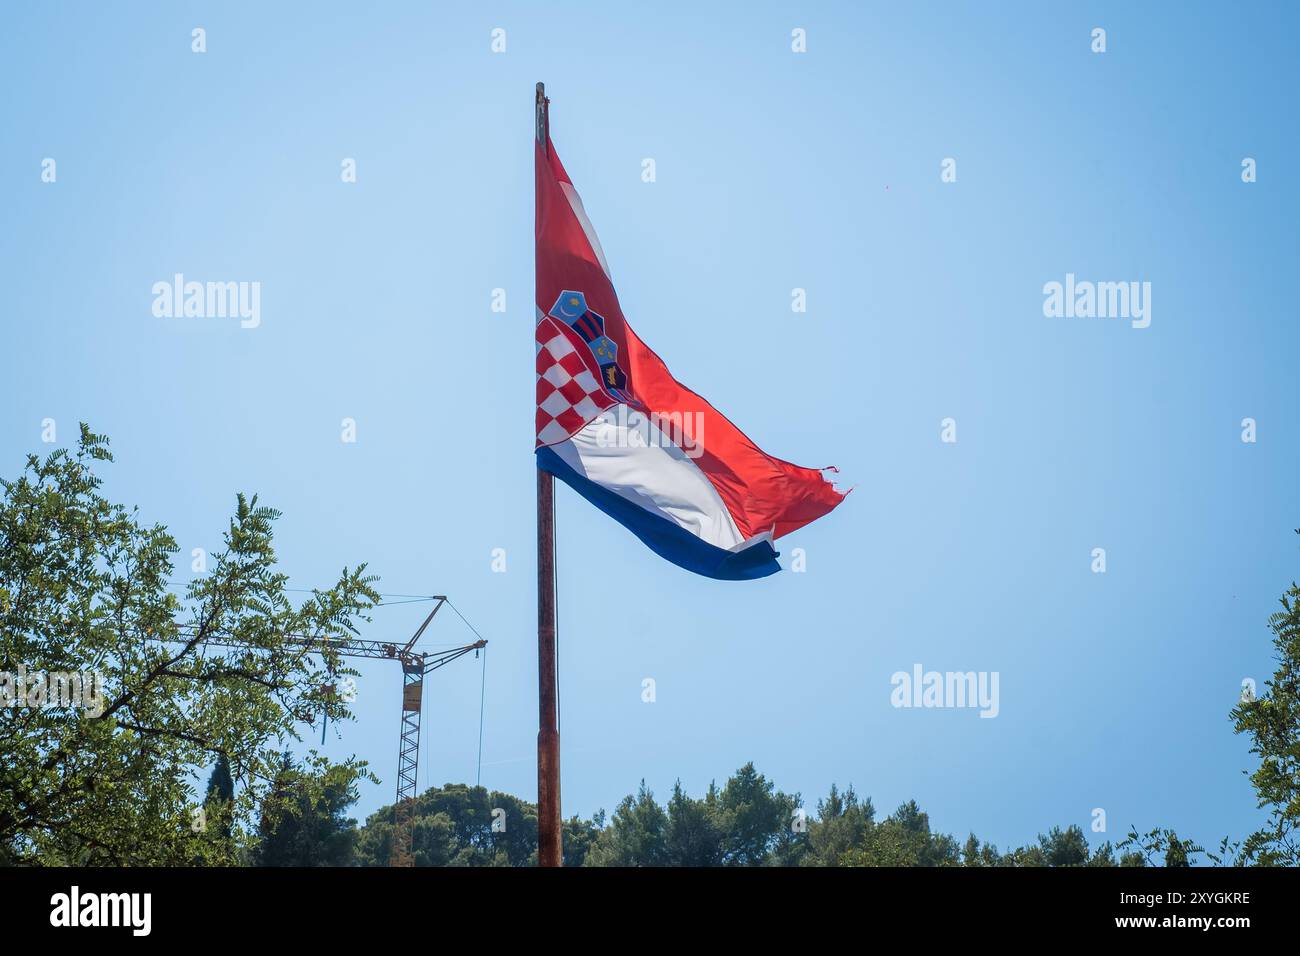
[1085,840,1141,867]
[343,771,1153,867]
[0,426,376,864]
[194,751,236,860]
[664,781,724,866]
[254,753,361,866]
[715,763,800,866]
[1117,827,1203,867]
[961,832,1003,867]
[204,753,235,823]
[584,764,800,867]
[1000,825,1090,867]
[840,800,961,867]
[566,774,1144,868]
[803,783,873,866]
[586,780,669,866]
[353,783,600,867]
[560,811,603,868]
[1230,530,1300,866]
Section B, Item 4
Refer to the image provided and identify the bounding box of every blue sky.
[2,1,1296,854]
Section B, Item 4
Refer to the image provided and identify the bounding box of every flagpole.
[535,80,563,868]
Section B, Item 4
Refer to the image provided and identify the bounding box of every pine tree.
[203,753,235,841]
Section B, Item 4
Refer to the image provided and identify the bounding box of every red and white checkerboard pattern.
[536,317,616,447]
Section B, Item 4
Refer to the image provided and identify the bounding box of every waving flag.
[534,132,846,580]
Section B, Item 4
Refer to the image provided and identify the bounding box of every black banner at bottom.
[0,864,1282,940]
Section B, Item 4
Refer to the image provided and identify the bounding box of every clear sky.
[2,1,1296,854]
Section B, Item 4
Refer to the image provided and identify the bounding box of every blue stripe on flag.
[536,446,781,580]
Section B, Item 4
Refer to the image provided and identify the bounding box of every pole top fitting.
[535,82,549,149]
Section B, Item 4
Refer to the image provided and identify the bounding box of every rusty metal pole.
[535,81,563,868]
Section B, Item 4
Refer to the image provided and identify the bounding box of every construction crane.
[191,596,486,867]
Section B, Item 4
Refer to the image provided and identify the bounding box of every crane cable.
[445,598,489,789]
[476,645,487,788]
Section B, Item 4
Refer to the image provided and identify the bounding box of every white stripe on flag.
[549,407,745,550]
[560,182,612,280]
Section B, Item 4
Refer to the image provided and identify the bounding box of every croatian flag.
[535,133,846,580]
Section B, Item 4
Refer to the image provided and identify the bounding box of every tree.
[0,426,377,864]
[353,784,603,867]
[204,753,235,819]
[342,772,1165,868]
[255,754,361,867]
[1117,827,1201,867]
[1038,825,1089,867]
[562,811,604,868]
[961,832,1001,867]
[196,752,236,860]
[663,780,723,866]
[715,763,800,866]
[1085,841,1140,867]
[804,783,873,867]
[842,800,961,867]
[587,780,669,866]
[1231,530,1300,865]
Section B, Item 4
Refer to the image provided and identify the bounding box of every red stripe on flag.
[535,138,845,540]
